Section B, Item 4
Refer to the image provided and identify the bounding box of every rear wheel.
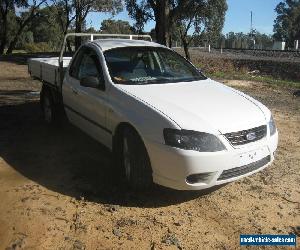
[40,89,58,125]
[121,127,153,190]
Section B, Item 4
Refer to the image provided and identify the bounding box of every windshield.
[104,47,206,85]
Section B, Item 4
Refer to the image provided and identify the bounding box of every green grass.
[3,49,27,54]
[207,71,300,88]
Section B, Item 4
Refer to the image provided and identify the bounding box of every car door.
[63,45,112,148]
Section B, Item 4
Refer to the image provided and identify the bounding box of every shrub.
[24,42,52,53]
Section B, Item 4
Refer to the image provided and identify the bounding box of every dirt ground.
[0,61,299,250]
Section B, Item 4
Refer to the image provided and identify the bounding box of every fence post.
[295,40,299,50]
[208,44,211,53]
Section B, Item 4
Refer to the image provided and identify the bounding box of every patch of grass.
[3,49,27,54]
[206,71,300,88]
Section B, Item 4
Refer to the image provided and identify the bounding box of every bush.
[24,42,52,53]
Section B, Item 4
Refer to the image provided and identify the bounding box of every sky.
[86,0,282,35]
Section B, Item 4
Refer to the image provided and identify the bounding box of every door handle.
[71,87,78,95]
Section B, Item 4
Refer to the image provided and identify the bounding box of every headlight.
[269,116,277,136]
[163,129,226,152]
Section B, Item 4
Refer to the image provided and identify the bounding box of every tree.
[175,0,227,60]
[0,0,29,54]
[73,0,123,49]
[255,32,273,49]
[100,19,134,34]
[2,0,47,54]
[27,5,65,50]
[0,6,34,51]
[125,0,227,50]
[204,0,227,44]
[52,0,76,51]
[273,0,300,47]
[176,0,205,60]
[223,31,273,49]
[126,0,191,46]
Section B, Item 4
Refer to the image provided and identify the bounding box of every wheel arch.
[112,122,150,157]
[112,121,154,189]
[113,122,141,148]
[40,83,61,105]
[40,83,64,125]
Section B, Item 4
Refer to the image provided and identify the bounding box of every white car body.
[30,38,279,190]
[113,80,278,190]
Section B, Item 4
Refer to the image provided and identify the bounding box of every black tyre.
[121,127,153,190]
[40,89,58,125]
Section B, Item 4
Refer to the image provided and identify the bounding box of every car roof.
[91,39,166,51]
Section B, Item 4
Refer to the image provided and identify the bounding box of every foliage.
[125,0,227,54]
[0,0,48,54]
[51,0,75,34]
[0,0,123,54]
[15,31,34,49]
[175,0,227,59]
[1,5,64,52]
[204,0,227,43]
[273,0,300,47]
[0,0,29,54]
[5,10,19,44]
[24,42,52,52]
[27,5,64,50]
[73,0,123,49]
[126,0,181,45]
[100,19,134,34]
[223,31,273,50]
[125,0,152,33]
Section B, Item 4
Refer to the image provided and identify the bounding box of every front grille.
[224,125,267,146]
[217,155,271,181]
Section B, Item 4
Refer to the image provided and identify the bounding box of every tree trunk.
[74,0,85,50]
[67,40,72,52]
[182,39,190,61]
[75,8,80,49]
[75,9,82,50]
[57,0,73,52]
[179,26,191,61]
[0,4,8,55]
[0,16,7,54]
[154,0,170,46]
[168,32,172,47]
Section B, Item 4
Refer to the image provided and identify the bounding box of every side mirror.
[80,76,101,88]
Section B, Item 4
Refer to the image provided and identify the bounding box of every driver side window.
[72,47,105,90]
[78,52,101,79]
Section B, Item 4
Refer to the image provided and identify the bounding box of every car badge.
[246,132,256,141]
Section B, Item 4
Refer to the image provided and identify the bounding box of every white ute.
[28,33,278,190]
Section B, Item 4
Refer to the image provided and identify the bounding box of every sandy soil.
[0,61,299,250]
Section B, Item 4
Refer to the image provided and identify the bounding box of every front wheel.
[122,127,153,190]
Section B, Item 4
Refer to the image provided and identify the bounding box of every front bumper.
[145,131,278,190]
